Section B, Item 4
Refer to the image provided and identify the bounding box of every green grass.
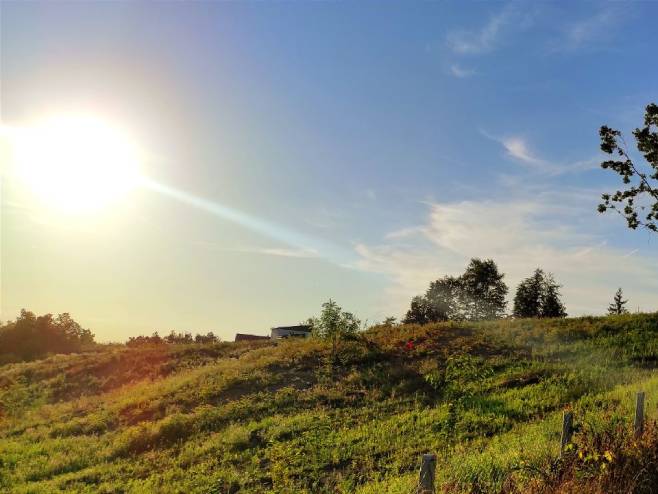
[2,314,658,493]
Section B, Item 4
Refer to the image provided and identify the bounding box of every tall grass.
[2,314,658,492]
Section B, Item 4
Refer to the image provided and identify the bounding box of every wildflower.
[603,450,614,462]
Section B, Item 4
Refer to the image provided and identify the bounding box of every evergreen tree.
[513,269,544,318]
[541,273,567,318]
[607,288,629,315]
[513,269,567,319]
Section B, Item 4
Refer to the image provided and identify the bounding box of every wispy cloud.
[449,64,476,78]
[353,194,658,319]
[385,226,425,240]
[501,136,544,166]
[251,247,320,258]
[481,130,599,175]
[231,246,320,258]
[549,5,625,53]
[623,249,639,258]
[191,240,320,259]
[447,8,511,54]
[446,2,535,55]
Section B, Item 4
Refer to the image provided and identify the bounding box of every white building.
[270,325,312,339]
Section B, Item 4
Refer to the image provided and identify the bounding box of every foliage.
[405,258,508,324]
[513,268,545,318]
[540,272,567,318]
[597,102,658,232]
[0,310,94,363]
[460,258,508,320]
[404,295,439,325]
[127,331,220,347]
[309,299,360,359]
[3,314,658,492]
[381,316,398,326]
[513,269,567,318]
[607,288,629,315]
[425,275,463,321]
[423,353,493,401]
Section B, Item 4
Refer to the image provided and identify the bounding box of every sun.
[9,115,142,213]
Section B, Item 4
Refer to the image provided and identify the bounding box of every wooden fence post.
[418,453,436,493]
[634,391,645,438]
[560,410,573,456]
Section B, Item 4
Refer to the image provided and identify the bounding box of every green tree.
[598,103,658,232]
[425,276,463,321]
[540,273,567,318]
[608,287,629,315]
[513,269,567,319]
[403,296,437,325]
[513,269,545,318]
[404,258,508,323]
[460,258,508,320]
[311,299,360,359]
[0,310,95,362]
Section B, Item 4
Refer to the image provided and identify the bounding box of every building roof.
[234,333,270,342]
[271,325,312,333]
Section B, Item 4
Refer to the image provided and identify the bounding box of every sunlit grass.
[3,314,658,492]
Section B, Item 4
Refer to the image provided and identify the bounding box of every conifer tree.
[513,269,567,319]
[607,287,629,315]
[540,273,567,318]
[513,269,544,318]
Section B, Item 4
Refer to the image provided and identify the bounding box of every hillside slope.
[3,315,658,493]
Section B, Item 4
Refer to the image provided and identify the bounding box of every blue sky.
[2,1,658,341]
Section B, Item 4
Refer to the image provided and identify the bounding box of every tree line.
[0,309,95,363]
[402,258,634,324]
[0,310,223,363]
[403,258,567,324]
[126,331,220,347]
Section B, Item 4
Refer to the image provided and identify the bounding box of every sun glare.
[9,116,142,213]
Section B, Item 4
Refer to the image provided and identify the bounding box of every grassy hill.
[3,315,658,493]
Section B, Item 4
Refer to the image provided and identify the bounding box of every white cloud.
[502,136,544,166]
[236,247,320,258]
[549,6,625,53]
[385,226,425,240]
[447,9,511,54]
[354,195,658,319]
[446,2,536,55]
[449,64,476,78]
[193,241,320,259]
[481,130,599,175]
